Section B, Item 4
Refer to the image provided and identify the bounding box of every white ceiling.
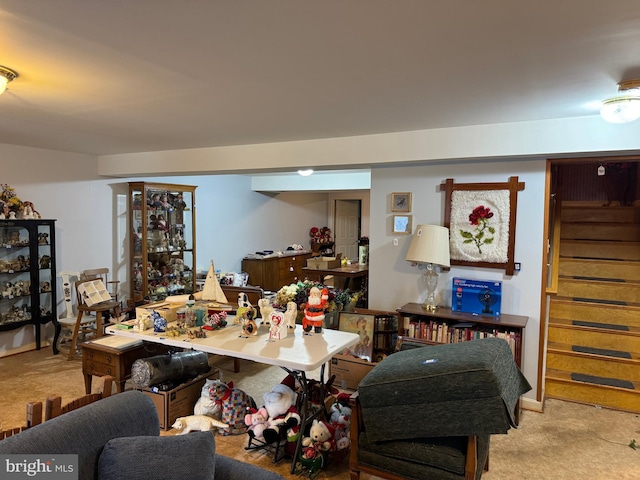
[1,0,640,156]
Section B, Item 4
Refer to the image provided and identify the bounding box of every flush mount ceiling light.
[0,65,18,95]
[297,169,314,177]
[600,79,640,124]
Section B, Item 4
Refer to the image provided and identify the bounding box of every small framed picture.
[391,192,412,212]
[392,214,412,235]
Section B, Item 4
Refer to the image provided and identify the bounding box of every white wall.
[0,151,328,357]
[368,159,546,402]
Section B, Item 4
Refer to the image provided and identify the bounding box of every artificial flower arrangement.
[309,226,333,245]
[274,280,363,314]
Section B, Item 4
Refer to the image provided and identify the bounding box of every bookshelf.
[396,303,527,368]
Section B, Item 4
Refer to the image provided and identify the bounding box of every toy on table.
[302,287,328,334]
[258,298,274,325]
[284,301,298,329]
[268,311,287,341]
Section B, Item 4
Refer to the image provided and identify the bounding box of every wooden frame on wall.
[392,214,412,235]
[441,176,525,275]
[391,192,412,212]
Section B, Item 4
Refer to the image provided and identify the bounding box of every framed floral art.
[441,176,525,275]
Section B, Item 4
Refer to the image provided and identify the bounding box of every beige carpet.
[1,348,638,480]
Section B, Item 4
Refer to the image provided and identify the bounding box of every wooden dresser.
[241,252,313,291]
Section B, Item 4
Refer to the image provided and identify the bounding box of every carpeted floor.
[1,348,639,479]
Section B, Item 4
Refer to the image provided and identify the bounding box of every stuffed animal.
[301,419,335,465]
[257,298,274,325]
[193,378,222,418]
[171,415,228,435]
[244,406,270,439]
[329,401,352,453]
[207,380,256,436]
[261,375,301,452]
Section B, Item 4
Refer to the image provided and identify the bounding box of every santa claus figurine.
[303,286,328,334]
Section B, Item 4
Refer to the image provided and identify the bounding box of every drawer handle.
[289,267,294,272]
[106,368,112,375]
[106,355,112,363]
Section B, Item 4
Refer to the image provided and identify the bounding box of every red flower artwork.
[460,205,495,254]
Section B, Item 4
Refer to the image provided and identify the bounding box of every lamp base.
[422,264,440,311]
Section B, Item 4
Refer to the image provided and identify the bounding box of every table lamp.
[405,224,451,310]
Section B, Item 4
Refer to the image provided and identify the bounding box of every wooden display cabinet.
[128,182,196,304]
[0,219,59,353]
[241,252,313,292]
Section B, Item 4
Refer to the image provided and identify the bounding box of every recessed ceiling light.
[297,169,314,177]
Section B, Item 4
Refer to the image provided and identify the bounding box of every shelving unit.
[128,182,197,304]
[0,219,59,353]
[396,303,527,368]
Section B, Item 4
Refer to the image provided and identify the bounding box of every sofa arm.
[215,455,285,480]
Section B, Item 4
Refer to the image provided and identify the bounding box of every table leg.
[83,373,92,395]
[286,364,326,475]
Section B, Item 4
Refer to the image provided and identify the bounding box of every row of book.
[403,320,521,361]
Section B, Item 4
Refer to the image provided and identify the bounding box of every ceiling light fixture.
[297,169,314,177]
[600,79,640,124]
[0,65,18,95]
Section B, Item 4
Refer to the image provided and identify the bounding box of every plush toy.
[329,401,352,454]
[301,419,336,463]
[171,415,229,435]
[207,380,256,436]
[244,406,270,439]
[261,375,301,453]
[193,378,222,419]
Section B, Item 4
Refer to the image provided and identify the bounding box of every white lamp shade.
[405,224,450,267]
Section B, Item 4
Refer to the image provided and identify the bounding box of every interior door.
[334,199,361,261]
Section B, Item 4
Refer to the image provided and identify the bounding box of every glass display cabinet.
[0,219,59,353]
[128,182,196,304]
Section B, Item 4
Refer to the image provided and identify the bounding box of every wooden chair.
[82,268,120,304]
[67,279,121,360]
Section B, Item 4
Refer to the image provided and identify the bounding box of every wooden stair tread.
[551,295,640,308]
[546,368,640,391]
[547,341,640,361]
[548,318,640,336]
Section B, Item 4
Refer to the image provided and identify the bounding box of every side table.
[81,336,166,394]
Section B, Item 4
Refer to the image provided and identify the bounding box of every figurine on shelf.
[302,287,328,334]
[174,193,187,211]
[20,201,41,219]
[40,281,51,293]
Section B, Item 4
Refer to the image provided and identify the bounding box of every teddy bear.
[301,419,335,462]
[244,406,271,440]
[261,375,301,454]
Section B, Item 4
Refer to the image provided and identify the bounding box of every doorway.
[328,191,371,263]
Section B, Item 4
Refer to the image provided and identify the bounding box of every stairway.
[545,204,640,413]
